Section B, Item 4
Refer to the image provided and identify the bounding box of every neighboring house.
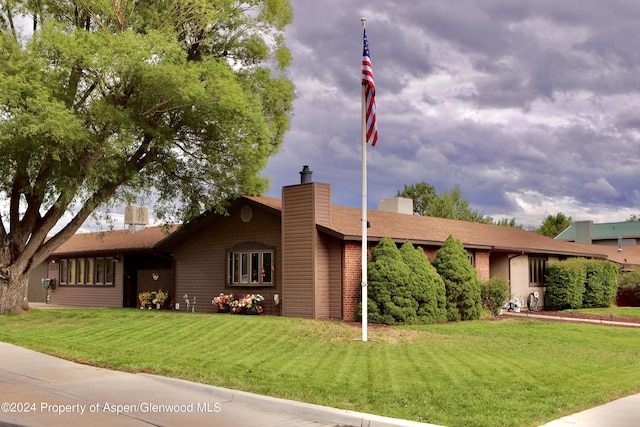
[556,220,640,247]
[39,170,640,318]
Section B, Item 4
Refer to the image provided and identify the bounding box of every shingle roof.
[245,196,612,259]
[53,226,176,256]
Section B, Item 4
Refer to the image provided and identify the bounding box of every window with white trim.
[227,248,274,287]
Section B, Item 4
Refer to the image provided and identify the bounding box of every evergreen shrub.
[546,259,586,310]
[432,235,482,321]
[399,241,447,324]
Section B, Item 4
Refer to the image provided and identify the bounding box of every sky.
[261,0,640,229]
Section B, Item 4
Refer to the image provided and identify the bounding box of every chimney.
[124,205,149,233]
[300,165,313,184]
[378,197,414,215]
[574,220,593,244]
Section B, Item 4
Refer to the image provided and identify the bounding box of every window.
[59,256,115,286]
[466,251,475,266]
[529,256,548,286]
[227,248,274,287]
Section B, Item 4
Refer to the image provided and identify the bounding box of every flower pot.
[246,306,258,315]
[156,303,161,310]
[217,306,230,313]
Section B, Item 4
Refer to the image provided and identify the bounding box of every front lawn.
[566,306,640,318]
[1,309,639,427]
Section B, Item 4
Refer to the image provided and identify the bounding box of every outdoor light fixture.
[274,294,280,306]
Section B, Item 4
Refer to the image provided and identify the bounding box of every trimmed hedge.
[546,259,586,310]
[546,258,618,310]
[582,259,618,308]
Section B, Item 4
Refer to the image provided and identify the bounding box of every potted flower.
[212,293,235,313]
[153,290,169,309]
[239,293,265,315]
[138,291,152,309]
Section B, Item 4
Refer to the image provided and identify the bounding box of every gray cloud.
[264,0,640,228]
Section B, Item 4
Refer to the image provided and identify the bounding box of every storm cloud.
[263,0,640,228]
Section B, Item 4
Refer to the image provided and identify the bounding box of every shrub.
[581,259,618,308]
[481,277,510,316]
[432,235,482,321]
[366,237,414,324]
[617,270,640,307]
[546,259,586,310]
[399,241,447,324]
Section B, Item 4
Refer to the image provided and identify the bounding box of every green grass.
[566,306,640,318]
[2,309,640,427]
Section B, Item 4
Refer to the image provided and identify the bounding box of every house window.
[466,251,475,266]
[227,248,274,287]
[529,256,548,286]
[59,257,115,286]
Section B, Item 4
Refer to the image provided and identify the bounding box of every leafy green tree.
[432,235,482,321]
[397,182,521,227]
[366,237,415,325]
[536,213,572,237]
[0,1,294,313]
[399,241,447,324]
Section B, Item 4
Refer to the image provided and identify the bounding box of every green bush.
[581,259,618,308]
[432,235,482,321]
[366,237,415,325]
[546,259,586,310]
[481,277,510,316]
[399,241,447,324]
[617,270,640,307]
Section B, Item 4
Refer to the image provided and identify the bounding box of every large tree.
[397,182,521,227]
[0,1,295,314]
[536,212,572,237]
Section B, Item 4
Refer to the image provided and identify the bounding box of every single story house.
[41,169,640,319]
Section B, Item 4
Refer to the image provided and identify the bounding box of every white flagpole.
[360,17,368,342]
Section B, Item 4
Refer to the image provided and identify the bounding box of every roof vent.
[300,165,313,184]
[124,205,149,233]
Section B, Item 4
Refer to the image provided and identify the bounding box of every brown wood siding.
[171,203,282,314]
[46,259,124,307]
[282,184,316,318]
[316,233,342,319]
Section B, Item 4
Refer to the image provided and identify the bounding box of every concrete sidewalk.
[0,342,440,427]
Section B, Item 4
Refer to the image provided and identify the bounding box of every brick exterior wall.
[342,242,362,321]
[475,250,491,282]
[341,243,492,321]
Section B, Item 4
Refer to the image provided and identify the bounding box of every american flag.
[362,28,378,146]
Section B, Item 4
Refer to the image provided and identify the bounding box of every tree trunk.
[0,268,29,314]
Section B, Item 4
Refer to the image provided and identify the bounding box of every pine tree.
[399,241,447,323]
[432,235,482,321]
[366,238,415,324]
